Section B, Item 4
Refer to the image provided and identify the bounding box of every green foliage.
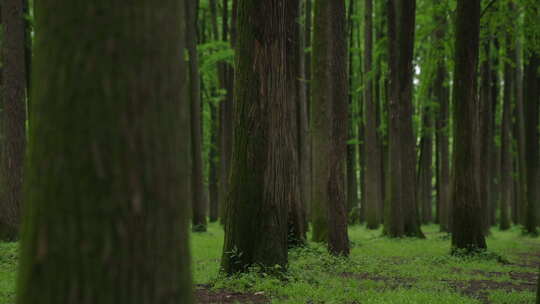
[0,225,538,303]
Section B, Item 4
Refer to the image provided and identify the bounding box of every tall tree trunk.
[376,0,388,224]
[385,0,423,238]
[478,24,494,236]
[209,102,220,222]
[451,0,487,253]
[218,0,235,225]
[523,3,539,236]
[514,41,526,226]
[304,0,313,222]
[0,0,28,240]
[311,0,350,256]
[186,0,207,232]
[364,0,383,229]
[490,39,501,227]
[297,0,311,236]
[221,0,301,273]
[208,0,220,223]
[16,1,193,302]
[433,1,450,232]
[417,108,433,224]
[290,0,308,246]
[500,33,514,231]
[347,0,359,216]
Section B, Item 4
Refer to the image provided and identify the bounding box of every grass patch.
[0,224,538,303]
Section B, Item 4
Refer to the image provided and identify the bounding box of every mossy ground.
[0,224,538,303]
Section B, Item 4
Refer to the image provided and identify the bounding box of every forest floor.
[0,224,539,304]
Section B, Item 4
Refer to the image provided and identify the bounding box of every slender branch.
[480,0,498,19]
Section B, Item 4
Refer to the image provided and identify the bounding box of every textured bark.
[208,0,220,223]
[512,9,527,228]
[221,0,301,274]
[218,0,235,225]
[304,0,313,221]
[209,102,220,222]
[16,1,193,303]
[417,109,433,224]
[500,36,514,231]
[489,39,501,227]
[346,0,359,215]
[433,3,450,231]
[385,0,423,238]
[358,98,366,224]
[311,0,350,256]
[186,0,207,232]
[523,4,539,235]
[364,0,382,229]
[478,38,494,235]
[375,0,387,224]
[451,0,487,253]
[305,0,312,121]
[297,0,311,237]
[0,0,28,240]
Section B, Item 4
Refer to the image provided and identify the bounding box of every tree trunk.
[297,0,311,236]
[478,32,494,236]
[433,2,450,232]
[347,0,359,217]
[500,34,514,231]
[417,109,433,224]
[221,0,301,273]
[208,0,220,223]
[523,4,539,236]
[512,6,527,227]
[209,101,220,222]
[186,0,207,232]
[490,39,501,227]
[376,0,387,224]
[364,0,383,229]
[218,0,235,226]
[385,0,423,238]
[0,0,28,241]
[16,1,193,302]
[451,0,487,253]
[311,0,350,256]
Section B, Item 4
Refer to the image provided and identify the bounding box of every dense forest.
[1,0,540,303]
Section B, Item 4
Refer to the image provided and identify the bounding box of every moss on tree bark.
[16,1,193,303]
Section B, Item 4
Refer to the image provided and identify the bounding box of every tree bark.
[489,39,501,227]
[208,0,221,223]
[16,1,193,302]
[433,2,450,232]
[186,0,207,232]
[297,0,311,238]
[311,0,350,256]
[347,0,359,216]
[385,0,423,238]
[218,0,236,225]
[523,3,539,236]
[221,0,301,273]
[500,33,514,231]
[417,109,433,224]
[478,24,495,236]
[451,0,487,253]
[364,0,383,229]
[0,0,28,240]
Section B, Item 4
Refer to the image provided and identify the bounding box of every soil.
[195,284,269,304]
[195,248,540,303]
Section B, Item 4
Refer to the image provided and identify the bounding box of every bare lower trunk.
[0,0,28,240]
[451,0,487,253]
[311,0,350,256]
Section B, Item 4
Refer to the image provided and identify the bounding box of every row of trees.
[0,0,539,302]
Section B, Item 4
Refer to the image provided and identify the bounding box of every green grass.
[0,224,538,303]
